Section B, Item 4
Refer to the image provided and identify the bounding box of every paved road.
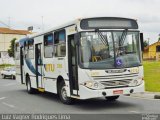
[0,78,160,114]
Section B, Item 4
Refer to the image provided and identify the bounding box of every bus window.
[28,39,34,59]
[24,41,28,50]
[44,34,54,58]
[54,30,66,57]
[28,39,34,49]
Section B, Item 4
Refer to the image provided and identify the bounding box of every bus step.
[38,88,45,92]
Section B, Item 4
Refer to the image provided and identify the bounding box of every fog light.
[133,80,138,85]
[94,83,99,88]
[129,79,139,86]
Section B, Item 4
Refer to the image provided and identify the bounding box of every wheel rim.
[61,86,68,100]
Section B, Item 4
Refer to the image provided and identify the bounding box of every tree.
[143,40,149,47]
[8,38,16,57]
[158,37,160,42]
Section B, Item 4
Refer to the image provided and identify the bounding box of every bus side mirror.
[140,33,144,52]
[74,33,80,45]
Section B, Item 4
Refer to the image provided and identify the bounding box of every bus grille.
[93,73,138,88]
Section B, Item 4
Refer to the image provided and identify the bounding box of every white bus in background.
[15,17,145,104]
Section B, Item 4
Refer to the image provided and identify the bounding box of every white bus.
[15,17,145,104]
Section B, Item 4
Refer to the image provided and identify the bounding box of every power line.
[0,20,10,28]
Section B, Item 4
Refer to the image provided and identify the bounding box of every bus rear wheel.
[26,76,36,94]
[105,95,119,101]
[58,81,74,105]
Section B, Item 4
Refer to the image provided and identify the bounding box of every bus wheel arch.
[57,76,65,93]
[56,76,74,104]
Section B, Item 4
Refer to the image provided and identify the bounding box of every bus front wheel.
[58,81,74,105]
[105,95,119,101]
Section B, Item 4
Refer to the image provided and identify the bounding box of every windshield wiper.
[95,29,109,46]
[117,29,128,56]
[119,29,128,47]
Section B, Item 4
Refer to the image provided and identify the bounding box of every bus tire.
[105,95,119,101]
[58,81,74,105]
[26,76,36,94]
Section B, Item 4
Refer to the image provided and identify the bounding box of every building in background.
[143,41,160,61]
[0,27,31,64]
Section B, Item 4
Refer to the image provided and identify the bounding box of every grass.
[143,61,160,92]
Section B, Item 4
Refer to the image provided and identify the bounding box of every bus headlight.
[83,81,105,89]
[84,81,93,88]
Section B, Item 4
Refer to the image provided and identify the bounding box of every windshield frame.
[78,30,142,70]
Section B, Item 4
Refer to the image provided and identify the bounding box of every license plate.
[113,90,123,94]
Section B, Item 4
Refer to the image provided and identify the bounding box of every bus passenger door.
[35,44,44,88]
[68,35,79,96]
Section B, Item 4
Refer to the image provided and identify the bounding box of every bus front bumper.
[78,82,145,99]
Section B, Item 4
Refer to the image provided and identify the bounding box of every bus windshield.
[79,31,141,69]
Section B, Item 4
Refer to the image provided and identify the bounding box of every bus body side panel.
[19,26,78,97]
[23,57,37,88]
[43,26,77,95]
[43,53,69,94]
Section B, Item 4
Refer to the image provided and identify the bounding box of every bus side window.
[28,39,34,59]
[54,30,66,57]
[44,34,54,58]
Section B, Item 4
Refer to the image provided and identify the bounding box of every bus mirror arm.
[140,33,144,52]
[74,33,80,45]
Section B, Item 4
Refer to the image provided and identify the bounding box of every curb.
[129,92,160,99]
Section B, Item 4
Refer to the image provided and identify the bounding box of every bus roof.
[15,17,138,43]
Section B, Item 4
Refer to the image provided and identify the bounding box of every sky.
[0,0,160,44]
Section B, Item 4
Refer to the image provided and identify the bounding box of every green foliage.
[143,40,149,47]
[8,38,16,57]
[143,61,160,92]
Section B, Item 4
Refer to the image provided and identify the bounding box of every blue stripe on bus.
[25,58,42,76]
